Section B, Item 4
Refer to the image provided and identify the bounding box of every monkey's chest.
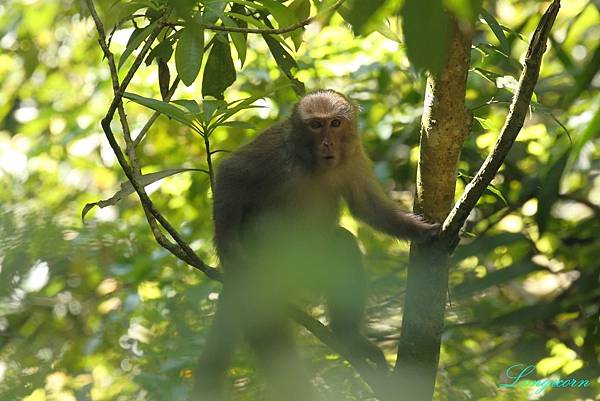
[283,179,340,224]
[243,179,341,239]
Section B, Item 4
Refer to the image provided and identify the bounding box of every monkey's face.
[303,116,351,168]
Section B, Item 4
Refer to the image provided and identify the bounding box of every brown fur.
[195,90,440,401]
[213,89,439,262]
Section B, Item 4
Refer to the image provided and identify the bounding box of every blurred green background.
[0,0,598,400]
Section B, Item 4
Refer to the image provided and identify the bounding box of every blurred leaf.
[175,22,205,86]
[202,34,236,100]
[444,0,482,23]
[289,0,310,21]
[452,233,527,262]
[486,184,508,206]
[454,261,545,299]
[571,103,600,163]
[400,0,449,73]
[480,8,511,55]
[82,168,207,221]
[219,121,254,129]
[536,151,569,234]
[375,23,402,43]
[341,0,388,34]
[549,34,575,72]
[168,0,196,18]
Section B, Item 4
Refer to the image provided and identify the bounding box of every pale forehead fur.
[298,91,354,121]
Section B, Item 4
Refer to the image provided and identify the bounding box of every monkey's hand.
[408,216,442,244]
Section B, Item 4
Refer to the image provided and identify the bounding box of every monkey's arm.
[343,160,440,243]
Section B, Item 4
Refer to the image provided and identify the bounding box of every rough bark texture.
[394,1,560,398]
[394,19,473,401]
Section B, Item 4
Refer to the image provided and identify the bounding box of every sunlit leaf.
[536,151,569,234]
[82,168,208,222]
[401,0,449,73]
[480,8,511,55]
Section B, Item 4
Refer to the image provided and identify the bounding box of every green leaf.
[262,34,305,95]
[145,39,174,66]
[118,21,158,70]
[289,0,310,50]
[480,8,511,55]
[175,22,205,86]
[202,34,236,100]
[226,12,294,51]
[168,0,196,18]
[341,0,387,34]
[123,92,194,127]
[220,14,248,66]
[375,23,402,43]
[172,99,201,115]
[202,98,227,123]
[289,0,310,21]
[82,168,206,222]
[256,0,298,29]
[202,0,228,24]
[401,0,450,73]
[444,0,482,23]
[453,261,545,299]
[452,233,526,262]
[536,151,569,234]
[219,121,254,129]
[486,183,508,206]
[570,103,600,164]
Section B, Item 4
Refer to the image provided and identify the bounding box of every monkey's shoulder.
[215,122,292,189]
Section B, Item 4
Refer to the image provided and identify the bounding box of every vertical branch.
[395,2,560,401]
[394,18,473,401]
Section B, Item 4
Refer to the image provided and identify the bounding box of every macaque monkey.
[193,90,440,401]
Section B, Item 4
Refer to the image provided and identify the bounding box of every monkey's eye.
[331,119,341,127]
[309,120,323,129]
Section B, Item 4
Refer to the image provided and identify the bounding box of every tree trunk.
[394,19,473,401]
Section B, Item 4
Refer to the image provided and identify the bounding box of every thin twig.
[203,132,216,192]
[86,0,221,280]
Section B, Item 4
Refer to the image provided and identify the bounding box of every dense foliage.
[0,0,598,400]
